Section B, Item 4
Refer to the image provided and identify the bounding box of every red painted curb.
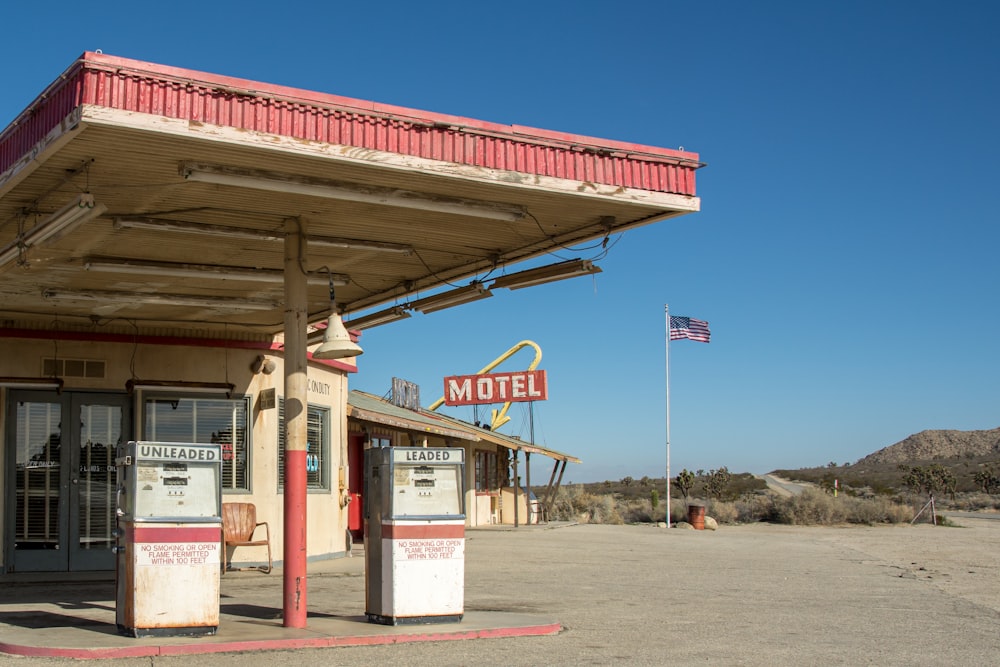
[0,622,562,659]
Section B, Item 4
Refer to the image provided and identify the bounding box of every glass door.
[6,391,130,572]
[71,396,128,570]
[9,393,65,571]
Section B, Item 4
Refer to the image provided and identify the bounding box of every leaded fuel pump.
[365,446,466,625]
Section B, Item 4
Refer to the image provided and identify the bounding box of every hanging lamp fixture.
[312,275,363,360]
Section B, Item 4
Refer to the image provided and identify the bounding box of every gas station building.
[0,53,700,625]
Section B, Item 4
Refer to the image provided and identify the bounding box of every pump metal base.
[366,613,463,626]
[117,623,218,638]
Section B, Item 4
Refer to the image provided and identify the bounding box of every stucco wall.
[0,334,351,571]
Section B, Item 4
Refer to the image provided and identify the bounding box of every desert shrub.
[842,495,914,524]
[948,493,1000,512]
[707,499,738,524]
[549,487,624,524]
[736,494,778,523]
[774,489,848,525]
[548,485,598,521]
[769,489,913,525]
[669,502,689,525]
[621,499,652,523]
[552,483,918,526]
[588,495,624,524]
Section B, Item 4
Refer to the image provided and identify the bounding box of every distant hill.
[856,427,1000,465]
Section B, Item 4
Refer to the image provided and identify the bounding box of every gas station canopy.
[0,52,701,338]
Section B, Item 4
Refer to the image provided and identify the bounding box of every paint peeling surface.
[121,523,221,632]
[0,52,699,195]
[381,520,465,619]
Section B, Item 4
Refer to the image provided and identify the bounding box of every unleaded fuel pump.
[114,441,223,637]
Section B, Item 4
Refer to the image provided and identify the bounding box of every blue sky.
[4,2,998,482]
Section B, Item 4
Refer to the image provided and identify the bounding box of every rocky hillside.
[856,427,1000,465]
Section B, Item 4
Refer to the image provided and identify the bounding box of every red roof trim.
[1,52,700,196]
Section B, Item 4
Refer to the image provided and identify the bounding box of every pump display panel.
[118,442,221,519]
[391,462,463,517]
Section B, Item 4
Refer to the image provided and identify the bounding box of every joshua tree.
[973,467,1000,494]
[674,469,695,499]
[902,464,956,500]
[704,467,732,500]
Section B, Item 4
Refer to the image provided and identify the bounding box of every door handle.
[115,486,126,517]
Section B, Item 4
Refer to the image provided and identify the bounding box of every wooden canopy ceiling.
[0,53,701,341]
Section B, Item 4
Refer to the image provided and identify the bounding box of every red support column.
[283,217,309,628]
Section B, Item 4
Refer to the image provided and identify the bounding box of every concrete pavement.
[2,517,998,665]
[0,539,558,660]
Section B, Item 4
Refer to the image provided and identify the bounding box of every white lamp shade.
[313,313,363,359]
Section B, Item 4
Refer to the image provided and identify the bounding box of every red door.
[347,434,364,539]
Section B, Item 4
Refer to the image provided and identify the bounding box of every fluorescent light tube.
[113,217,414,254]
[343,306,412,330]
[180,163,527,222]
[84,257,348,286]
[489,259,601,290]
[409,284,493,314]
[0,376,64,391]
[43,288,280,311]
[125,380,235,394]
[0,194,107,267]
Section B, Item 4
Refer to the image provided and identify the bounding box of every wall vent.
[43,358,106,379]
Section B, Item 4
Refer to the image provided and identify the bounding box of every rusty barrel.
[687,504,706,530]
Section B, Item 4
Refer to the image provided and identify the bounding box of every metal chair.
[221,502,272,573]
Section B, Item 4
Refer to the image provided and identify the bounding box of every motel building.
[0,51,701,619]
[347,385,580,538]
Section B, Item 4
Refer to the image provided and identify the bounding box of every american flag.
[669,316,711,343]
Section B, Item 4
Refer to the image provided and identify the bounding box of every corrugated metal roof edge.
[68,51,700,164]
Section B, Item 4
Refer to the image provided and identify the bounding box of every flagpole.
[664,304,672,529]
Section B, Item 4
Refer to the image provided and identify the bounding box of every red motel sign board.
[443,370,548,406]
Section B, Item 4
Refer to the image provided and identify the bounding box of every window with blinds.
[277,399,331,491]
[143,396,250,491]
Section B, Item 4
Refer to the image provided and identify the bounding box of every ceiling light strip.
[0,195,108,268]
[409,284,493,314]
[43,288,280,312]
[489,259,602,290]
[180,163,527,222]
[342,305,412,331]
[113,217,414,254]
[125,379,235,395]
[0,376,64,391]
[84,257,348,286]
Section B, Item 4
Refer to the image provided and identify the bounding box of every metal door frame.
[4,390,131,572]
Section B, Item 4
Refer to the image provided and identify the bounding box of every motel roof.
[347,390,580,464]
[347,390,476,440]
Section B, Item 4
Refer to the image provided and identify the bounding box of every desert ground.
[10,515,1000,666]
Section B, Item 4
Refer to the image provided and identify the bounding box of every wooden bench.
[222,502,272,573]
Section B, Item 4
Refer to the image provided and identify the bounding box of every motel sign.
[443,370,548,406]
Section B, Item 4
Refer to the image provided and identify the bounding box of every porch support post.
[283,217,309,628]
